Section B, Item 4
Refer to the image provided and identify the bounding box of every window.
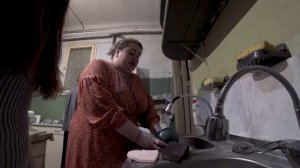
[62,43,96,91]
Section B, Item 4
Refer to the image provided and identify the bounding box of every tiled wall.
[197,55,300,141]
[30,95,67,121]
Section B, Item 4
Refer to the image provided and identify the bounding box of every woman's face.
[113,43,142,74]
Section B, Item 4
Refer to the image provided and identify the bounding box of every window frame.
[61,43,97,95]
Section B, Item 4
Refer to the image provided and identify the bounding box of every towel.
[127,150,159,163]
[160,141,189,162]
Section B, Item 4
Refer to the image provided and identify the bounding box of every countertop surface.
[122,135,293,168]
[32,123,63,128]
[29,130,54,144]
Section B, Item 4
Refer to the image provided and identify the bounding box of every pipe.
[63,29,162,42]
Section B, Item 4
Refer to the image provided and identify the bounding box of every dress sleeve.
[138,94,160,132]
[79,75,127,130]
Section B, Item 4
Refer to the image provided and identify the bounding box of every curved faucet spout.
[205,65,300,141]
[165,94,213,116]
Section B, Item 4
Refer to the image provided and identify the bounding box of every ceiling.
[63,0,162,33]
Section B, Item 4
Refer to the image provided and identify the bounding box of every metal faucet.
[164,94,213,127]
[205,65,300,141]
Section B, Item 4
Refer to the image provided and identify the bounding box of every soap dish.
[201,76,229,90]
[236,43,291,71]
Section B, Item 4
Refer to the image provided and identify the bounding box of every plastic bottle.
[192,98,205,135]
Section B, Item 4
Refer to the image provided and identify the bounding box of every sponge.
[127,150,159,163]
[160,141,189,162]
[236,41,276,61]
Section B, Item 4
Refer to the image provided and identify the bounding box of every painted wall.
[190,0,300,91]
[30,34,173,120]
[30,95,67,121]
[197,55,300,141]
[190,0,300,140]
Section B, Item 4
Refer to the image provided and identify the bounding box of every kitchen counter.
[32,123,63,128]
[31,125,64,168]
[122,135,293,168]
[29,129,54,168]
[30,130,54,144]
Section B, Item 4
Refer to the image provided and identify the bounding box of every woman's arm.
[80,75,128,129]
[116,120,167,150]
[150,122,162,134]
[138,94,162,134]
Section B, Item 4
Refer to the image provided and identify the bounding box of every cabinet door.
[32,126,64,168]
[31,141,46,168]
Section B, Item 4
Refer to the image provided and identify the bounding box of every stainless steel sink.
[148,136,292,168]
[150,157,276,168]
[150,148,291,168]
[123,136,292,168]
[182,158,273,168]
[178,136,214,151]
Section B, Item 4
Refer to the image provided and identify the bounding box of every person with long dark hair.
[0,0,70,167]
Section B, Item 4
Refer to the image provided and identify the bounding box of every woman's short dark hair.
[0,0,70,99]
[107,38,143,59]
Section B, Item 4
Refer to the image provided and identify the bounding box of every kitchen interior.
[28,0,300,168]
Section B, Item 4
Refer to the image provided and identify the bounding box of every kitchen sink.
[178,136,214,151]
[183,158,274,168]
[150,157,278,168]
[149,143,292,168]
[147,137,292,168]
[123,136,292,168]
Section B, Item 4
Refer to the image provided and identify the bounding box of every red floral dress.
[66,59,160,168]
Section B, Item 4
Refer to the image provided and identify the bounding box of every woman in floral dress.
[66,38,167,168]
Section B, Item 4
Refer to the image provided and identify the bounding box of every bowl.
[155,127,179,143]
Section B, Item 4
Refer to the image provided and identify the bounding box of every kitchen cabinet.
[32,125,64,168]
[160,0,229,60]
[160,0,257,61]
[31,141,47,168]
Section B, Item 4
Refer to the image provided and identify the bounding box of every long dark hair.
[0,0,70,99]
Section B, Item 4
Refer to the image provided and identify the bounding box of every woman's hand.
[136,131,168,150]
[115,120,167,150]
[151,123,162,134]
